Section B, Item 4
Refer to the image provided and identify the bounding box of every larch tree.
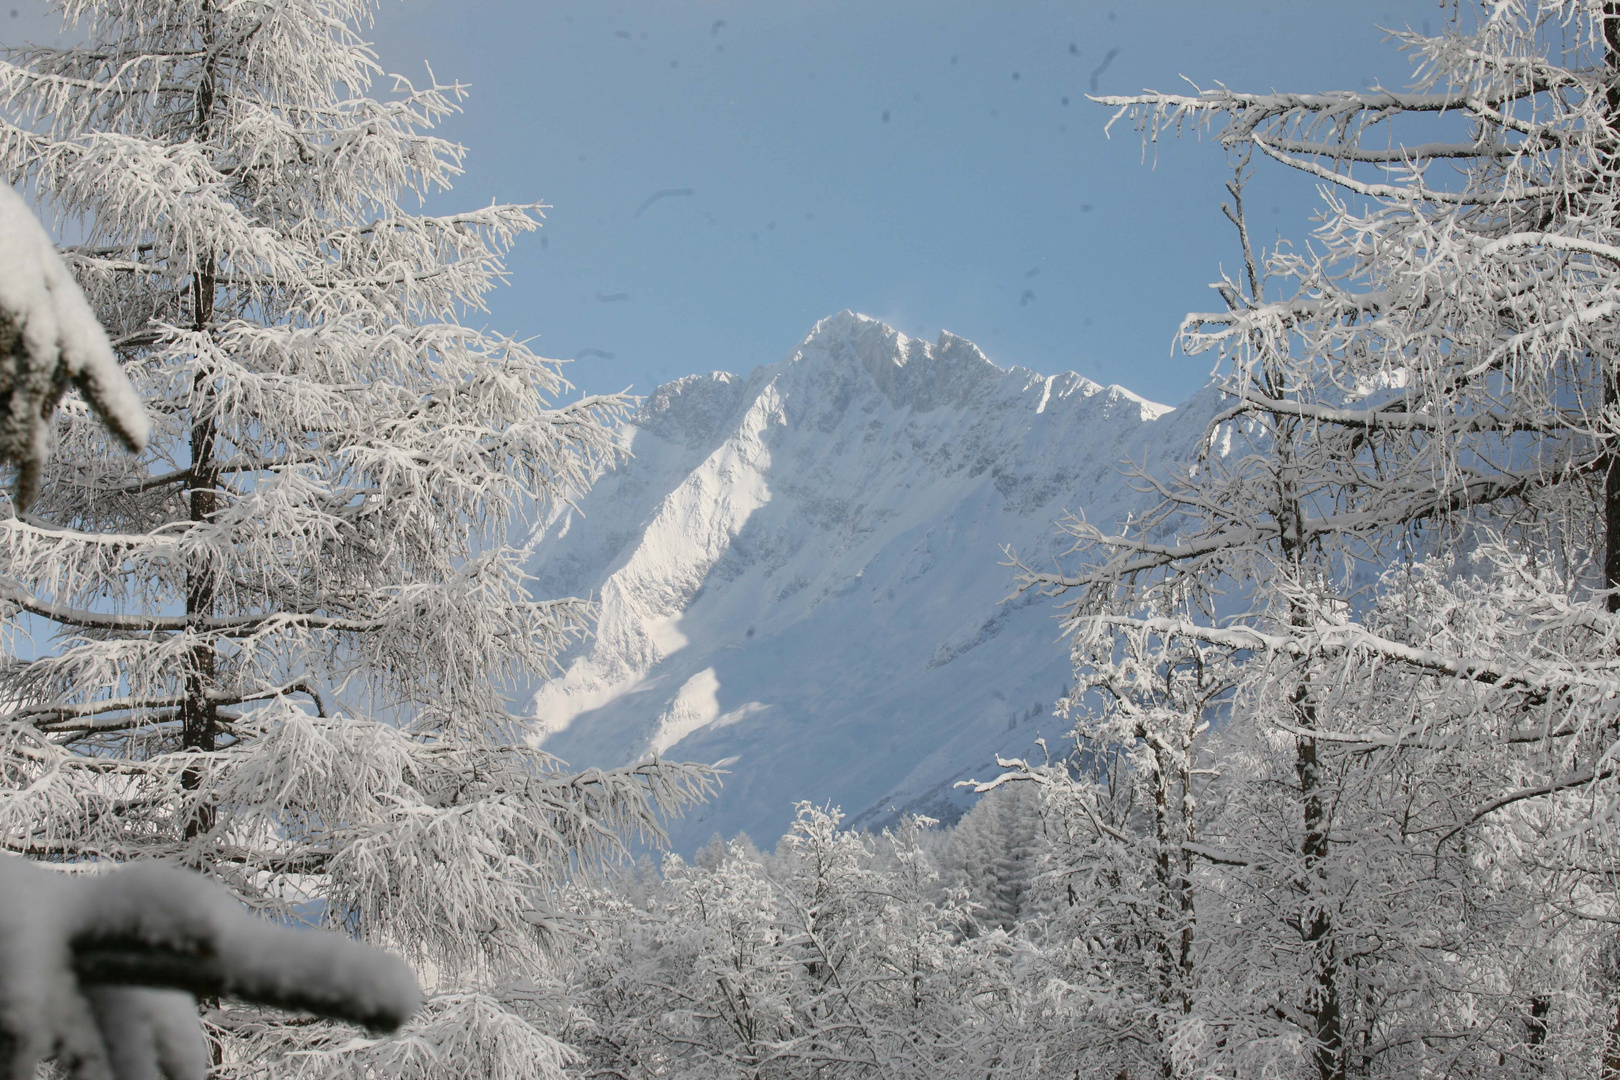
[942,776,1042,932]
[1012,2,1620,1077]
[0,1,709,1076]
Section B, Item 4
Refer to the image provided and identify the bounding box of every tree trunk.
[1151,743,1184,1080]
[180,5,221,842]
[1526,995,1549,1074]
[1274,398,1345,1080]
[1293,688,1344,1080]
[1603,6,1620,610]
[181,256,218,842]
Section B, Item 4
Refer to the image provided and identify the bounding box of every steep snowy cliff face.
[526,311,1213,850]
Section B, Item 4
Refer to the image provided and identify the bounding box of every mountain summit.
[526,312,1211,849]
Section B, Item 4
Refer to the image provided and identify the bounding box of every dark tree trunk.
[1273,403,1344,1080]
[181,254,218,842]
[180,4,223,843]
[1525,994,1549,1073]
[1603,15,1620,1080]
[1603,6,1620,610]
[1293,687,1344,1080]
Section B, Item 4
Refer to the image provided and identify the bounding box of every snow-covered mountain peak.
[791,310,1004,414]
[781,310,1167,424]
[527,313,1212,849]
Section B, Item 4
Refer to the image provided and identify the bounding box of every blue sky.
[14,1,1429,409]
[360,1,1428,408]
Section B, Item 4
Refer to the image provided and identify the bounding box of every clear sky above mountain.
[0,2,1422,408]
[357,1,1424,408]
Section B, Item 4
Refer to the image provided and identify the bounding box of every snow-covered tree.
[972,623,1232,1080]
[942,780,1042,931]
[553,805,1033,1080]
[0,158,428,1080]
[0,1,709,1076]
[1006,3,1620,1077]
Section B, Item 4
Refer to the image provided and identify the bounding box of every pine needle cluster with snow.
[0,181,147,504]
[0,856,419,1080]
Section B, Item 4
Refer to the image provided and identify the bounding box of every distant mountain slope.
[526,311,1216,850]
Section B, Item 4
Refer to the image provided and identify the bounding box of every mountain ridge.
[525,311,1215,849]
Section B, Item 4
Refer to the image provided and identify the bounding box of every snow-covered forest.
[7,1,1620,1078]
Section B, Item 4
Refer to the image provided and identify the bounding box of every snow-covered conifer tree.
[971,623,1231,1080]
[0,1,709,1075]
[943,779,1042,932]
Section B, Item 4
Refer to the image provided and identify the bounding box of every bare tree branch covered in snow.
[996,2,1620,1078]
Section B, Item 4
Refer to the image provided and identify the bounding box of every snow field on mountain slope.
[526,312,1212,849]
